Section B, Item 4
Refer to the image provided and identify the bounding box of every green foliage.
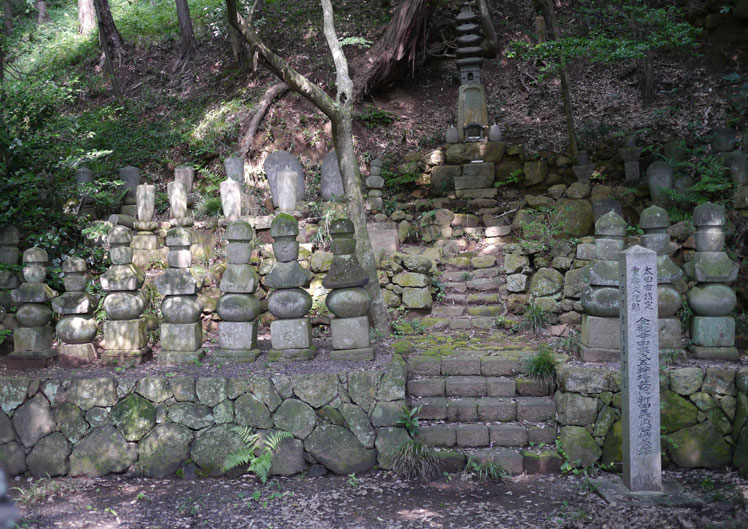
[518,206,565,254]
[391,308,426,336]
[514,300,550,335]
[388,439,442,480]
[464,457,508,482]
[346,473,360,487]
[431,278,446,303]
[659,140,734,206]
[339,36,373,48]
[396,405,422,437]
[0,329,13,345]
[494,169,524,188]
[722,72,748,128]
[199,197,224,218]
[223,427,292,484]
[357,106,396,128]
[523,345,556,379]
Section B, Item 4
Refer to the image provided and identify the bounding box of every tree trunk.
[537,0,578,158]
[476,0,497,59]
[351,0,431,101]
[225,0,390,335]
[93,0,125,62]
[35,1,49,23]
[3,0,12,36]
[238,82,288,156]
[78,0,96,35]
[175,0,197,61]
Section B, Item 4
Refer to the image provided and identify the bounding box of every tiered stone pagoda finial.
[580,211,627,362]
[118,166,141,218]
[572,150,595,184]
[101,226,150,365]
[156,227,204,364]
[131,184,163,269]
[685,203,739,360]
[266,214,314,361]
[52,257,97,365]
[366,159,385,213]
[9,248,57,366]
[216,220,261,362]
[455,3,488,142]
[618,136,642,185]
[323,218,373,360]
[639,205,683,355]
[0,226,21,311]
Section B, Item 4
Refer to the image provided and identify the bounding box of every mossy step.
[417,422,556,449]
[406,375,554,398]
[408,396,556,423]
[461,448,525,475]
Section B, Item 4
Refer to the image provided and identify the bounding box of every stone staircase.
[402,336,562,475]
[432,250,506,330]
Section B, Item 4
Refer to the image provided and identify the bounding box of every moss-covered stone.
[291,373,338,408]
[340,403,375,448]
[234,394,272,429]
[661,390,698,434]
[135,377,172,404]
[702,368,736,396]
[304,423,376,475]
[54,402,89,443]
[273,399,317,439]
[669,368,704,396]
[167,401,213,430]
[374,427,411,469]
[348,372,382,413]
[370,401,404,427]
[13,393,55,448]
[666,421,732,468]
[601,420,622,470]
[377,356,406,402]
[593,405,618,438]
[556,392,597,426]
[0,441,27,476]
[26,432,70,477]
[559,426,601,468]
[213,399,234,424]
[733,393,748,442]
[0,377,30,414]
[557,367,609,394]
[69,426,137,477]
[190,424,244,477]
[317,405,345,426]
[67,378,117,410]
[690,391,716,411]
[169,377,196,402]
[248,376,282,412]
[112,394,156,441]
[138,423,192,478]
[734,424,748,478]
[195,377,227,407]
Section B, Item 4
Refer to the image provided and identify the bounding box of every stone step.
[466,293,501,305]
[407,354,531,377]
[431,306,465,318]
[409,396,556,423]
[407,375,554,398]
[417,421,557,449]
[458,447,562,475]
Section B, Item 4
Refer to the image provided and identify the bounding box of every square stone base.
[580,345,620,363]
[59,343,96,366]
[214,348,261,363]
[691,316,734,347]
[2,349,56,369]
[219,321,258,350]
[132,233,160,250]
[13,326,53,353]
[329,347,374,361]
[268,346,316,362]
[161,322,203,352]
[659,318,682,349]
[688,345,739,361]
[100,347,152,366]
[159,349,204,364]
[103,319,147,351]
[331,316,370,350]
[271,318,312,350]
[581,315,621,351]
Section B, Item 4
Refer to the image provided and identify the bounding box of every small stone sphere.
[16,303,53,327]
[267,288,312,319]
[103,291,146,320]
[580,285,620,318]
[216,293,260,321]
[325,287,372,318]
[22,264,47,283]
[57,315,97,343]
[657,284,682,318]
[687,283,737,317]
[161,295,203,324]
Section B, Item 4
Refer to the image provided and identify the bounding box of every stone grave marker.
[320,150,344,202]
[264,150,305,208]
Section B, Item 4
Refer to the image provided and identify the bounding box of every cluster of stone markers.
[365,159,384,213]
[578,202,739,362]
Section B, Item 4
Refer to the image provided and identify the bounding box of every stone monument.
[168,181,193,227]
[366,159,385,213]
[264,150,305,209]
[220,178,242,222]
[266,214,314,360]
[711,126,747,186]
[118,166,141,218]
[100,226,150,365]
[620,245,662,492]
[156,227,204,364]
[685,203,739,360]
[580,211,627,362]
[52,257,97,365]
[8,248,56,366]
[131,184,163,269]
[323,218,373,360]
[639,206,683,356]
[0,226,21,311]
[618,136,642,185]
[455,3,488,141]
[174,165,195,193]
[320,150,344,202]
[216,220,261,362]
[646,161,673,206]
[572,150,595,184]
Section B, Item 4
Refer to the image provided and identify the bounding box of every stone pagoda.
[156,227,204,364]
[216,220,261,362]
[366,159,385,213]
[100,226,150,365]
[323,218,373,361]
[0,226,21,311]
[52,257,97,365]
[266,214,314,360]
[618,136,642,185]
[455,3,488,142]
[8,248,56,366]
[685,203,739,360]
[131,184,163,269]
[580,211,627,362]
[639,205,683,355]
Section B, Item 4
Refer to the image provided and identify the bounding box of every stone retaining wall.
[554,365,748,476]
[0,357,409,478]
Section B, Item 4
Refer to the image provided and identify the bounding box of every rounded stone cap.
[710,126,737,153]
[166,227,192,246]
[23,247,48,264]
[270,213,298,238]
[370,159,383,168]
[646,160,673,178]
[62,256,87,273]
[639,205,670,230]
[226,220,254,241]
[329,218,354,237]
[693,202,725,227]
[108,225,133,245]
[0,225,20,245]
[595,211,627,237]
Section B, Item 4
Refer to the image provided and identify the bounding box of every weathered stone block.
[555,392,597,425]
[270,318,312,350]
[489,424,528,447]
[477,397,516,421]
[331,316,370,350]
[103,318,147,351]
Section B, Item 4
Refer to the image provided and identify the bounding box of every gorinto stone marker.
[619,245,661,492]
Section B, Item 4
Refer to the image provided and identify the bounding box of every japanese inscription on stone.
[620,245,662,492]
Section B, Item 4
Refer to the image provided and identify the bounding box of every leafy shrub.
[464,457,508,482]
[514,300,549,334]
[357,106,395,128]
[396,405,422,437]
[200,197,223,217]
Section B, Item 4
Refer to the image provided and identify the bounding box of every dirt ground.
[9,468,747,529]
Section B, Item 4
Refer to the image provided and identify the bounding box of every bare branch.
[320,0,352,106]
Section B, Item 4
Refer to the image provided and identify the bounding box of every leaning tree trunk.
[93,0,125,62]
[3,0,12,36]
[175,0,197,61]
[351,0,431,101]
[476,0,497,59]
[93,0,124,103]
[225,0,391,335]
[78,0,96,34]
[35,1,49,23]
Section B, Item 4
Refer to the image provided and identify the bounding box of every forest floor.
[9,468,747,529]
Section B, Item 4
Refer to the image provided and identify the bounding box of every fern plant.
[223,427,292,484]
